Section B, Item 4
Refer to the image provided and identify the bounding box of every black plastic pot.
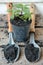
[10,19,31,42]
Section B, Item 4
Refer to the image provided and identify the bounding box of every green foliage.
[7,3,31,21]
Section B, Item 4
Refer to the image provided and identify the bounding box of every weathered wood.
[0,15,43,65]
[0,28,43,47]
[0,14,43,27]
[0,15,43,46]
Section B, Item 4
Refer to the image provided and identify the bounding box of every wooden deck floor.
[0,15,43,65]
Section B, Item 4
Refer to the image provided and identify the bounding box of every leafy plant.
[7,3,31,22]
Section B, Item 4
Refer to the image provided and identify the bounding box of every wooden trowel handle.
[30,3,35,33]
[7,3,13,32]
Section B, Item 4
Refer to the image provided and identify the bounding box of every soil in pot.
[4,44,18,62]
[25,44,39,62]
[11,16,31,26]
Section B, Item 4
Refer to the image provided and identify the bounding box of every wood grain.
[0,14,43,65]
[0,14,43,46]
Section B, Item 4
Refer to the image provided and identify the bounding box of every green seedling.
[7,3,31,22]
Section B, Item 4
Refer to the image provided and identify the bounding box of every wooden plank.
[0,15,43,65]
[0,15,43,46]
[0,14,43,27]
[35,28,43,41]
[0,28,43,47]
[35,14,43,26]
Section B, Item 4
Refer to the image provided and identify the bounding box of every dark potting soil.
[25,44,39,62]
[10,16,31,26]
[4,44,18,62]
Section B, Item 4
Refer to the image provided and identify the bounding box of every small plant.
[7,3,31,22]
[7,3,32,42]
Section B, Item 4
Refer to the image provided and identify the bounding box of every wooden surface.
[0,14,43,65]
[0,14,43,46]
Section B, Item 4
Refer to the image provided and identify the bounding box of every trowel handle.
[30,3,35,33]
[7,3,13,32]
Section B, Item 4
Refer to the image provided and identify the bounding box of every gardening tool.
[3,3,20,63]
[25,3,41,62]
[4,22,20,63]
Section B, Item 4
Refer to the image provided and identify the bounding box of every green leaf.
[7,3,31,21]
[14,3,23,8]
[7,9,12,12]
[10,15,14,19]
